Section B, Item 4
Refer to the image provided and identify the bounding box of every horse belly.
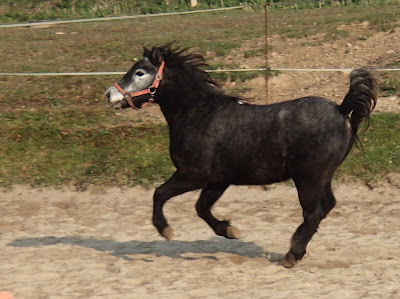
[224,143,289,185]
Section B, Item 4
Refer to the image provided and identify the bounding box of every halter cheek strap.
[113,61,165,110]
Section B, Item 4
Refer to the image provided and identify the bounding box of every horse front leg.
[282,180,336,268]
[153,171,205,241]
[195,183,240,239]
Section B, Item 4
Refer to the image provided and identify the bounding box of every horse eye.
[136,71,144,77]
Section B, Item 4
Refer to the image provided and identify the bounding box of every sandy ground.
[1,180,400,298]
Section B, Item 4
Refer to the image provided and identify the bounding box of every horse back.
[208,97,352,184]
[170,97,353,185]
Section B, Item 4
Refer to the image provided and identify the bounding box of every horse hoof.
[226,225,241,239]
[161,226,174,241]
[281,252,297,268]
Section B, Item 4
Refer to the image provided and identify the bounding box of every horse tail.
[339,68,377,137]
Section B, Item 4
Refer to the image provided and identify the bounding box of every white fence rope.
[0,68,399,76]
[273,68,400,72]
[0,6,245,29]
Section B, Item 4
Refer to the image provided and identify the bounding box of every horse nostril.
[105,91,111,101]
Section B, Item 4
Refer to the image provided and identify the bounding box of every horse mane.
[151,42,218,88]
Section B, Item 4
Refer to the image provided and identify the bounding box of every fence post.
[265,3,269,104]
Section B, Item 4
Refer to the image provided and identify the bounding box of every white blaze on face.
[129,69,155,91]
[105,86,124,104]
[104,64,154,108]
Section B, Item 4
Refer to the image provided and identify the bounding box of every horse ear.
[143,46,151,58]
[150,47,162,65]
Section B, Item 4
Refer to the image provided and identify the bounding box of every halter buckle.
[149,87,157,95]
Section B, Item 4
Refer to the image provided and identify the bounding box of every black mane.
[147,43,218,88]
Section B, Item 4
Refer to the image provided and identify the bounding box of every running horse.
[104,43,376,267]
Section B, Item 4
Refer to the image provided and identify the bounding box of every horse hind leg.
[282,180,336,268]
[195,183,241,239]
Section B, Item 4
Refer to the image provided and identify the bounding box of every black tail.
[339,68,377,136]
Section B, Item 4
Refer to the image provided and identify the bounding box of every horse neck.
[156,71,221,127]
[156,86,206,127]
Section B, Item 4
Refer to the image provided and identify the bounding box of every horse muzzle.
[104,86,128,109]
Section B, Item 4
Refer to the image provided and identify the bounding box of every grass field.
[1,2,399,188]
[1,111,399,189]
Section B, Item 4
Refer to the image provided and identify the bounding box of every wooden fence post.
[265,3,269,104]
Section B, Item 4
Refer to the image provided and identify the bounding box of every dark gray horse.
[104,43,376,267]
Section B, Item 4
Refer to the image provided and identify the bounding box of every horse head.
[105,43,217,111]
[104,46,164,110]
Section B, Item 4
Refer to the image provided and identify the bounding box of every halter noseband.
[113,61,165,110]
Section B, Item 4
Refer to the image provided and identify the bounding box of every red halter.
[113,61,165,110]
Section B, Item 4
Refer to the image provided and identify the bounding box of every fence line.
[0,6,245,29]
[1,3,399,77]
[0,68,399,77]
[0,69,265,76]
[273,68,400,72]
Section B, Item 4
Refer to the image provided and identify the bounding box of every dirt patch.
[239,23,400,109]
[1,181,400,298]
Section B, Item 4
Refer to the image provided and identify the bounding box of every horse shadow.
[8,236,283,263]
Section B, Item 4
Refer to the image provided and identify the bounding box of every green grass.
[0,11,264,75]
[1,111,399,189]
[337,113,400,181]
[0,0,264,23]
[380,77,400,96]
[0,109,174,189]
[2,3,399,75]
[244,48,265,59]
